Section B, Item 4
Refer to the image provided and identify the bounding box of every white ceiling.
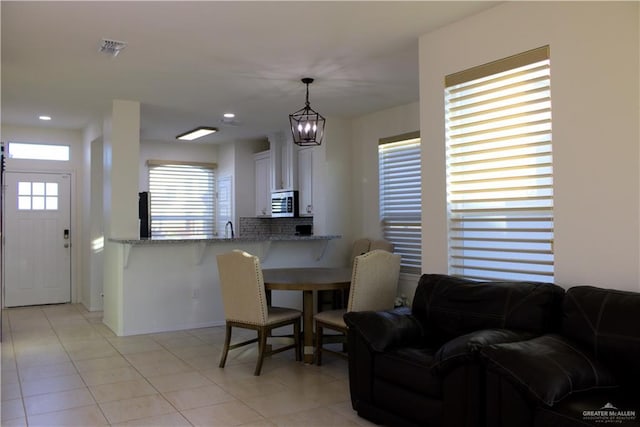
[1,1,498,144]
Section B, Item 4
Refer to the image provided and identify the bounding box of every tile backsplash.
[239,217,313,236]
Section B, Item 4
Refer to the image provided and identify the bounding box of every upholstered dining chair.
[314,249,401,365]
[319,238,395,312]
[350,238,371,265]
[369,239,393,253]
[318,238,372,313]
[216,250,302,375]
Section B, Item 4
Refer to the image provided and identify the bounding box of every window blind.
[379,133,422,274]
[148,161,217,239]
[445,46,554,282]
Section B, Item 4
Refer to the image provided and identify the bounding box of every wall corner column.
[102,99,140,335]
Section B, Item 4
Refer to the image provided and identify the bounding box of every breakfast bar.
[102,235,341,337]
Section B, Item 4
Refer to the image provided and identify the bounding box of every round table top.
[262,267,352,291]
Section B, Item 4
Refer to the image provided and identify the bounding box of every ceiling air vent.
[99,39,127,57]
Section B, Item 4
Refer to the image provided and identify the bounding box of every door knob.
[64,243,70,248]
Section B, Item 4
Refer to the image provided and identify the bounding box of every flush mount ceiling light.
[38,115,52,121]
[289,78,326,146]
[176,127,218,141]
[99,39,127,57]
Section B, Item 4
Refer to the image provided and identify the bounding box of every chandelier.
[289,78,326,146]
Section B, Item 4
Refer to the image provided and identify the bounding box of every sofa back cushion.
[412,274,564,344]
[562,286,640,385]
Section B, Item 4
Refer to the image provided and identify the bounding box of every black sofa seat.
[344,274,565,427]
[482,286,640,427]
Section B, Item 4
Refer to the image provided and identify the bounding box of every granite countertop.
[109,234,341,245]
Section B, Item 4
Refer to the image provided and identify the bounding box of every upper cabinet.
[298,147,313,216]
[268,131,297,191]
[256,132,314,218]
[254,150,271,217]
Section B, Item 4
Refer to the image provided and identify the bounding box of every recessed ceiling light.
[176,127,218,141]
[39,115,52,121]
[223,113,235,119]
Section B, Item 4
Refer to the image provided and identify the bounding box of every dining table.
[262,266,352,364]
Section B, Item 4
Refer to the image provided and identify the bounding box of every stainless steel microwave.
[271,190,299,217]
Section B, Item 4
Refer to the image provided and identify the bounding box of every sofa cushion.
[562,286,640,385]
[482,334,618,406]
[344,307,423,353]
[432,328,537,375]
[374,346,442,397]
[411,274,564,344]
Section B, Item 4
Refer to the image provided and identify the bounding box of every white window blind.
[445,46,553,282]
[379,133,422,274]
[148,161,217,239]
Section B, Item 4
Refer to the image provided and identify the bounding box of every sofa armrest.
[432,329,537,375]
[344,307,424,352]
[480,334,619,406]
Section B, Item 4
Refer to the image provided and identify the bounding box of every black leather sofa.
[343,273,565,427]
[481,285,640,427]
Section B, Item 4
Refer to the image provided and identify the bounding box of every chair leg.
[316,322,323,366]
[254,327,268,376]
[219,323,232,368]
[294,319,302,361]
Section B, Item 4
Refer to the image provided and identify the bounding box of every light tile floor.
[1,304,376,427]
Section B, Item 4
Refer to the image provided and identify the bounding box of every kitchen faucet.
[225,221,234,238]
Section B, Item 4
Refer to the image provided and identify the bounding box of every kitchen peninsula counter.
[103,234,343,336]
[109,234,340,244]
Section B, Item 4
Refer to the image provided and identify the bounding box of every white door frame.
[2,167,78,307]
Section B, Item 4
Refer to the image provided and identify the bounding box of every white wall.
[83,121,104,310]
[349,103,421,299]
[350,102,420,240]
[87,137,104,310]
[314,118,355,266]
[419,1,640,291]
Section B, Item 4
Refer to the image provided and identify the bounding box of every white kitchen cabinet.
[255,150,272,217]
[297,148,313,216]
[268,131,296,191]
[280,136,295,190]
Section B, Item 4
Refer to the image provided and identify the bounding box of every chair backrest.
[351,238,371,265]
[348,249,401,313]
[216,250,268,326]
[370,239,393,253]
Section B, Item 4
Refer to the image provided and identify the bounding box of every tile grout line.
[15,305,171,426]
[2,308,27,424]
[5,305,355,426]
[81,312,196,426]
[41,304,114,426]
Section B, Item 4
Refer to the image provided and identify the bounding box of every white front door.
[4,172,71,307]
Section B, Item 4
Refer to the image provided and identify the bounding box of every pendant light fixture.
[289,78,326,146]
